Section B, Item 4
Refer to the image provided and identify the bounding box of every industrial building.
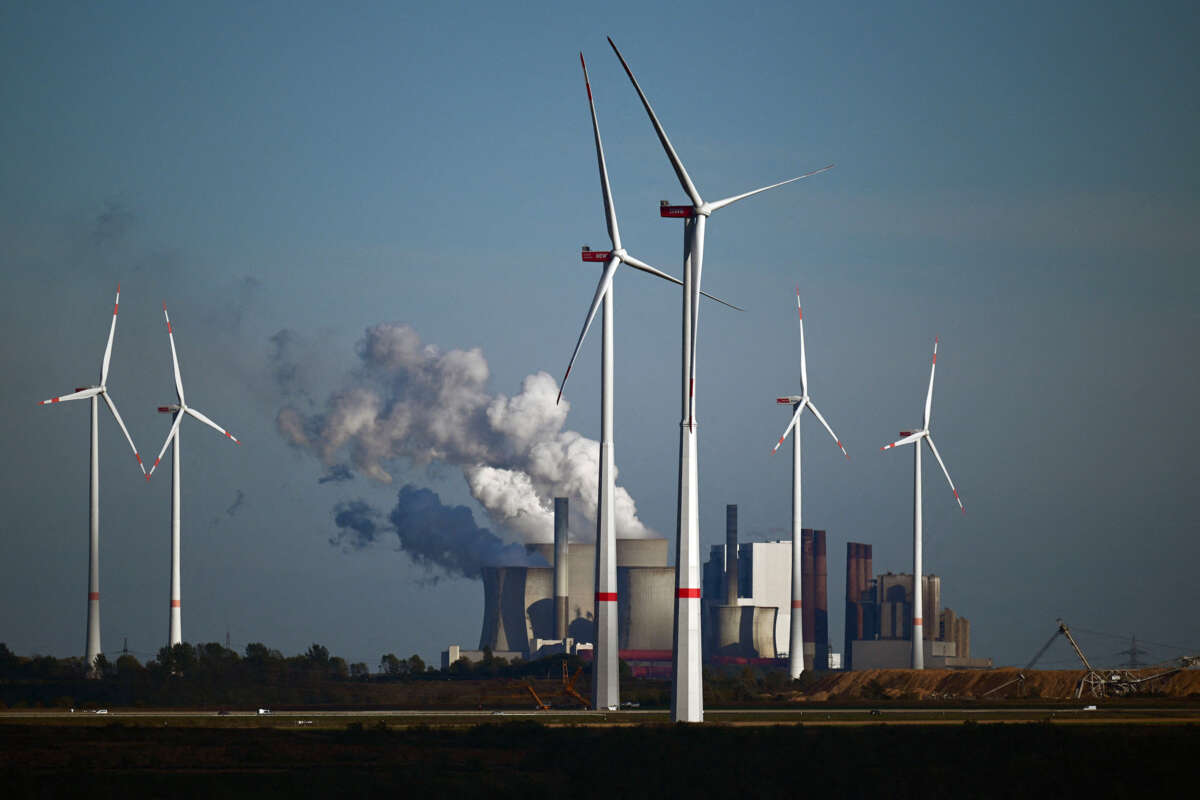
[701,510,830,668]
[844,541,991,669]
[464,537,675,664]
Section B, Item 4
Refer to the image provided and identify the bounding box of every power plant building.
[472,538,675,662]
[844,541,990,669]
[701,528,830,668]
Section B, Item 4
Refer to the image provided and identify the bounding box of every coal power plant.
[844,541,991,669]
[444,503,989,673]
[702,511,830,668]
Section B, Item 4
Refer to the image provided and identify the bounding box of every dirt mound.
[791,667,1200,702]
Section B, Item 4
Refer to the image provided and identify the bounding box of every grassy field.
[2,716,1197,798]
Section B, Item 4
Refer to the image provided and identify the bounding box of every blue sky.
[2,1,1198,669]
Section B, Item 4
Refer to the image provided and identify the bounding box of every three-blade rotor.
[38,284,145,474]
[147,303,240,479]
[770,290,848,458]
[606,37,831,426]
[557,53,740,405]
[880,337,964,512]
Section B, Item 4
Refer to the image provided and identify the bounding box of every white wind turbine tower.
[38,284,145,673]
[558,53,740,711]
[880,337,965,669]
[147,303,240,647]
[770,290,848,679]
[607,36,831,722]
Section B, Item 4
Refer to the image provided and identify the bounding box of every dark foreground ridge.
[1,720,1197,798]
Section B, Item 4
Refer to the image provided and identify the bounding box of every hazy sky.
[2,1,1197,670]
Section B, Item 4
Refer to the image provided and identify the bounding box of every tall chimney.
[814,530,828,670]
[844,542,860,669]
[724,504,738,605]
[554,497,569,641]
[801,529,815,671]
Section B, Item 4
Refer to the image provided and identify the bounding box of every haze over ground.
[2,1,1197,670]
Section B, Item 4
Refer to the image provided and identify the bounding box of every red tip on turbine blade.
[113,302,119,315]
[135,453,142,463]
[51,397,60,403]
[167,321,172,334]
[153,458,160,468]
[145,473,151,482]
[932,353,937,364]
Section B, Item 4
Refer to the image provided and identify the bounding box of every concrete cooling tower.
[478,539,672,657]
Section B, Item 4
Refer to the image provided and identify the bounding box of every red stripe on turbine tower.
[677,588,701,599]
[595,592,618,601]
[791,600,803,609]
[171,600,181,608]
[89,592,99,600]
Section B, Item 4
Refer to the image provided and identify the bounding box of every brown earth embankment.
[791,667,1200,702]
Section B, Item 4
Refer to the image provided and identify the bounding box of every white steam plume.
[276,322,654,542]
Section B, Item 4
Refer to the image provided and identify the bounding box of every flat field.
[2,710,1197,798]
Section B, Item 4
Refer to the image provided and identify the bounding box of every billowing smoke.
[276,322,654,544]
[332,486,546,580]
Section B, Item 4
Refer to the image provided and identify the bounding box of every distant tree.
[157,643,198,674]
[350,662,369,679]
[407,654,426,674]
[91,652,113,678]
[115,654,143,674]
[328,656,349,679]
[380,653,406,677]
[306,643,330,665]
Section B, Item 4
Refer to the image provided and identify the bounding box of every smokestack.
[801,529,815,671]
[554,497,569,641]
[844,542,859,669]
[814,530,828,670]
[724,504,738,605]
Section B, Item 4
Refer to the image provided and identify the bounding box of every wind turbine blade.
[924,336,938,429]
[807,400,848,459]
[881,431,924,451]
[925,435,965,513]
[148,413,183,479]
[163,303,185,406]
[620,253,743,311]
[38,387,102,405]
[796,288,807,395]
[101,391,145,474]
[706,165,834,213]
[607,36,704,208]
[580,53,621,251]
[557,256,620,404]
[770,400,805,454]
[100,284,120,386]
[185,406,240,444]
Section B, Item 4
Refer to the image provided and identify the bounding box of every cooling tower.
[618,566,675,651]
[479,566,553,653]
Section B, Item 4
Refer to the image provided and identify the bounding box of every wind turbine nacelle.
[777,396,802,404]
[659,202,694,218]
[899,431,914,436]
[581,248,611,262]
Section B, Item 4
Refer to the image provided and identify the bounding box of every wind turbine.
[147,303,240,647]
[558,53,739,711]
[38,284,145,674]
[770,289,848,679]
[607,36,831,722]
[880,337,965,669]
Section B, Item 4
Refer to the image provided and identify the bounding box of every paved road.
[4,706,1197,725]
